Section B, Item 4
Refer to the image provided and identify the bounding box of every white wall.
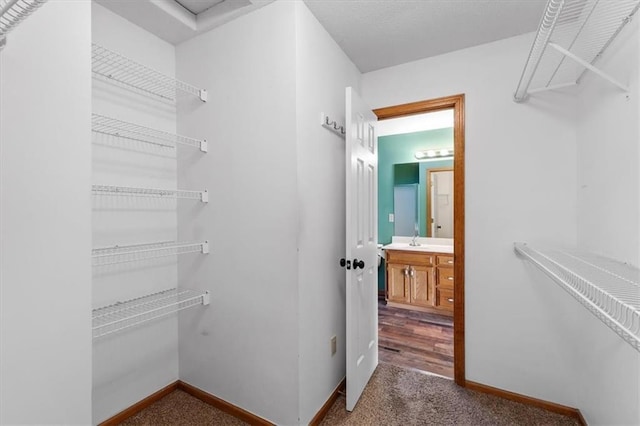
[176,2,301,424]
[577,19,640,267]
[293,2,361,423]
[363,33,581,407]
[91,4,180,423]
[0,1,92,424]
[573,18,640,426]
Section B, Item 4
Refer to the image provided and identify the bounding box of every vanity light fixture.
[414,148,454,160]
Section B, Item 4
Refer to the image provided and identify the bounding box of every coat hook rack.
[321,112,345,139]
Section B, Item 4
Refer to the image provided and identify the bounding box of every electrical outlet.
[388,213,394,223]
[330,335,337,356]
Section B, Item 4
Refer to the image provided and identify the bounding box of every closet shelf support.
[548,43,629,93]
[513,0,640,102]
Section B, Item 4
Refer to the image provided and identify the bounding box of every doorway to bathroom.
[374,95,465,385]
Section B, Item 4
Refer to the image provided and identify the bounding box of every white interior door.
[433,170,454,238]
[345,87,378,411]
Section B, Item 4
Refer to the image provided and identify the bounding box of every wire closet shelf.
[0,0,46,49]
[92,241,209,266]
[92,43,207,102]
[514,0,640,102]
[514,243,640,352]
[93,288,210,339]
[92,184,208,202]
[92,113,208,152]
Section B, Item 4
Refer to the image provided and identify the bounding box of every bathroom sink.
[382,243,453,254]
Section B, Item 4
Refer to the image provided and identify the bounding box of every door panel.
[345,87,378,412]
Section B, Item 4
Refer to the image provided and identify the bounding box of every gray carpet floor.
[121,363,581,425]
[321,362,580,425]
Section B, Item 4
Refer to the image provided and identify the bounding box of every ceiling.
[96,0,547,73]
[175,0,225,15]
[302,0,548,72]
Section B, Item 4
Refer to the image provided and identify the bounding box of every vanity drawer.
[386,250,433,266]
[436,255,454,266]
[437,267,454,287]
[436,288,454,310]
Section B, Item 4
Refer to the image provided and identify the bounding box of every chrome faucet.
[410,230,420,246]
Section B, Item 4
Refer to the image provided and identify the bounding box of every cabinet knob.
[353,259,365,269]
[447,298,454,303]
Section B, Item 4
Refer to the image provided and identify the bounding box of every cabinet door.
[387,263,410,303]
[410,265,434,307]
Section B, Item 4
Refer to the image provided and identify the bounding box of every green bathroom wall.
[377,128,454,292]
[393,163,419,185]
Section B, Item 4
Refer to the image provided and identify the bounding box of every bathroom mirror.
[426,167,454,238]
[378,125,454,243]
[389,161,454,238]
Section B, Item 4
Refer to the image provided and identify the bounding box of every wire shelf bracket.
[92,43,207,103]
[514,242,640,352]
[320,112,345,139]
[92,184,208,202]
[92,114,207,152]
[513,0,640,102]
[0,0,47,50]
[92,241,209,266]
[93,288,210,339]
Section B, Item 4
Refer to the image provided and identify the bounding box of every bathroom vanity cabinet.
[385,249,454,314]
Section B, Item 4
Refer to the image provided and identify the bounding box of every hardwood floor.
[378,300,454,378]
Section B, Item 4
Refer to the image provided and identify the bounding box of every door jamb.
[373,94,466,386]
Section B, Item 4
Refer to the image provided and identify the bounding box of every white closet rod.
[92,184,208,202]
[92,43,207,102]
[92,113,208,152]
[515,243,640,352]
[92,241,209,266]
[93,288,210,339]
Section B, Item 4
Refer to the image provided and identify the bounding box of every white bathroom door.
[433,170,454,238]
[344,87,378,412]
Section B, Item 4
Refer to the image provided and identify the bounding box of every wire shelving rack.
[92,241,209,267]
[514,0,640,102]
[92,43,207,102]
[514,243,640,352]
[92,184,208,202]
[0,0,46,49]
[93,288,210,339]
[92,113,208,152]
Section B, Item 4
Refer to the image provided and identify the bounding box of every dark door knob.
[339,258,351,270]
[353,259,365,269]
